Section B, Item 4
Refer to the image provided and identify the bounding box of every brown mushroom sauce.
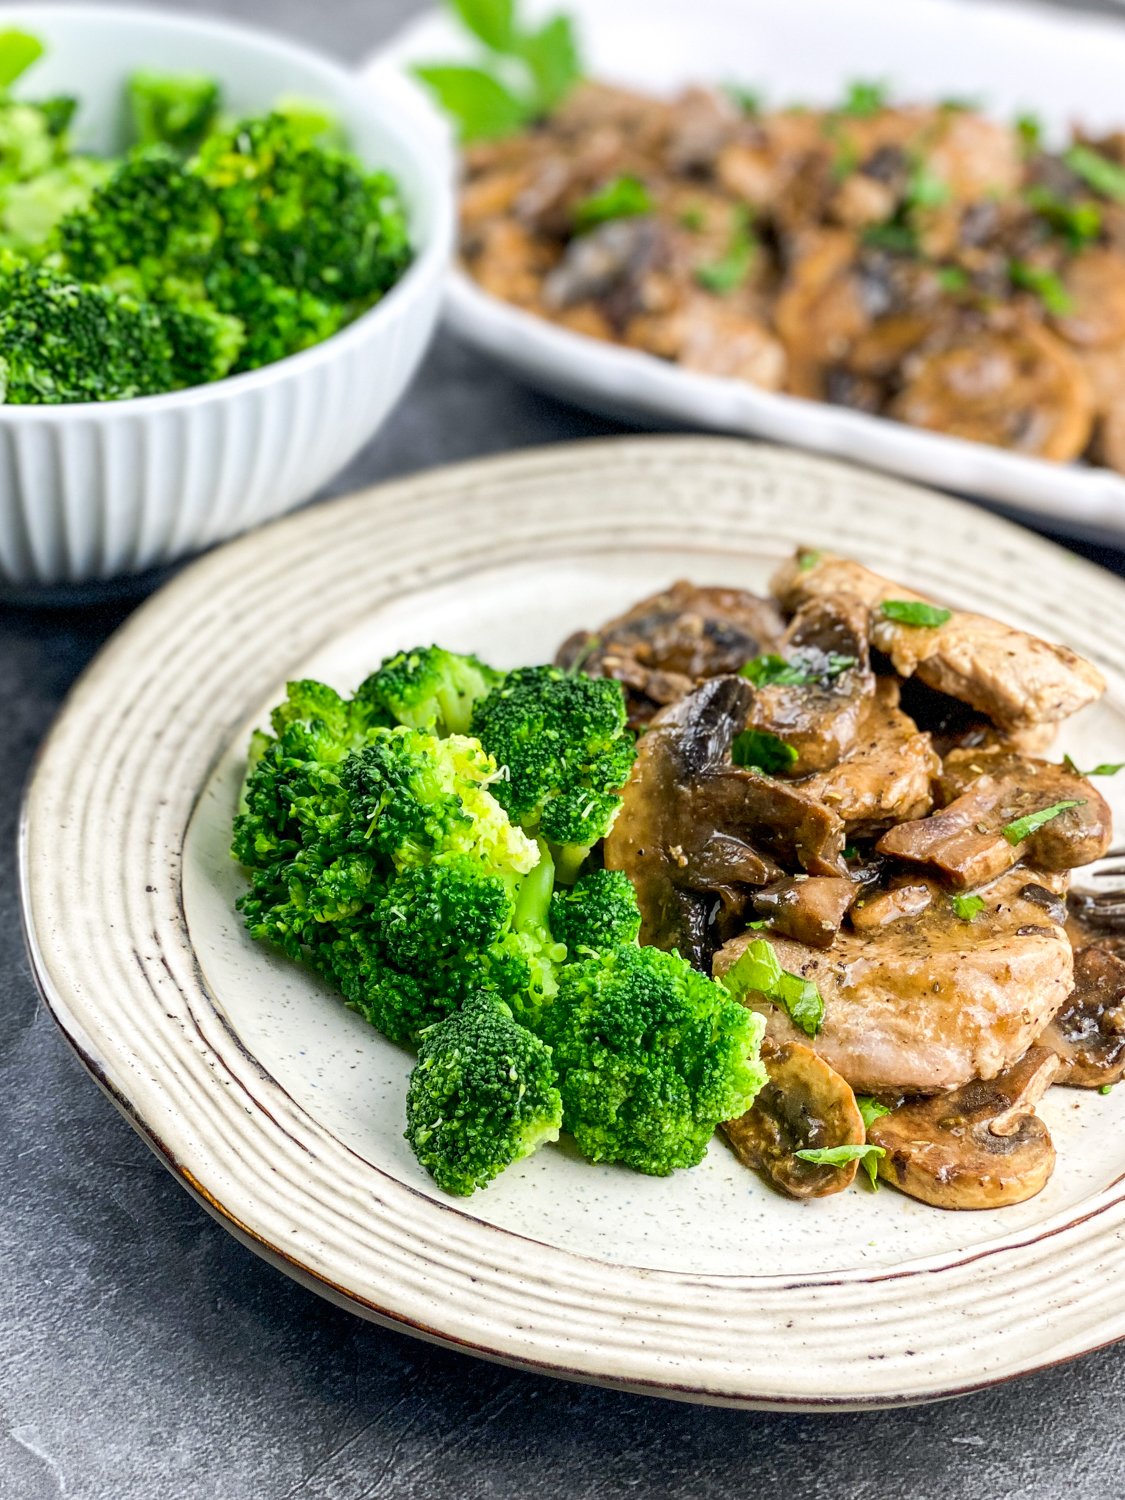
[567,548,1117,1205]
[461,82,1125,476]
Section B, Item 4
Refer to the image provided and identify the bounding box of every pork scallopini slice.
[714,869,1074,1094]
[771,551,1105,730]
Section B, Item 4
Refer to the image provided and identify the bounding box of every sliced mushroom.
[542,217,667,316]
[744,592,875,773]
[1037,945,1125,1087]
[867,1047,1060,1209]
[875,775,1019,888]
[849,881,933,932]
[722,1042,866,1198]
[557,579,785,727]
[750,876,856,948]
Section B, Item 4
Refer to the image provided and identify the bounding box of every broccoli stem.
[513,839,556,933]
[549,841,593,887]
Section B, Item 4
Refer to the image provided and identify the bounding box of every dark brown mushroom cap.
[1038,945,1125,1087]
[722,1042,865,1199]
[867,1047,1060,1209]
[750,875,856,948]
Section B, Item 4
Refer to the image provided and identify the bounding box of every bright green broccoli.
[128,70,221,153]
[0,255,174,403]
[192,111,411,304]
[405,993,563,1195]
[54,145,221,289]
[542,946,767,1175]
[155,290,244,387]
[0,154,111,254]
[358,645,504,736]
[549,867,641,955]
[470,665,636,882]
[201,257,347,371]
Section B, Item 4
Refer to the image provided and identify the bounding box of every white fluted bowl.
[0,5,453,592]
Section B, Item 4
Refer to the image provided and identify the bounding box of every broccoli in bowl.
[231,647,769,1197]
[0,28,411,404]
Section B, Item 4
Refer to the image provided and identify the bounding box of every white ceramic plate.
[20,437,1125,1409]
[365,0,1125,545]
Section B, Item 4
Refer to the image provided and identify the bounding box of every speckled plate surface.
[20,437,1125,1409]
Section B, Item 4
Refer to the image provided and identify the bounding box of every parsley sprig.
[731,729,799,775]
[1002,800,1085,846]
[695,205,757,295]
[740,650,857,688]
[415,0,582,141]
[881,599,952,628]
[722,938,825,1037]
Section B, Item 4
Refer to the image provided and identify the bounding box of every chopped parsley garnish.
[796,1142,885,1189]
[880,599,952,628]
[856,1096,892,1131]
[678,205,705,232]
[1002,799,1085,846]
[798,549,823,572]
[905,164,951,209]
[1025,186,1102,250]
[939,96,980,113]
[936,265,969,293]
[1016,112,1043,152]
[951,892,986,922]
[839,80,888,118]
[1009,259,1073,316]
[1063,755,1124,778]
[722,937,825,1037]
[726,83,763,117]
[695,205,756,294]
[740,650,856,688]
[573,175,653,233]
[731,728,799,774]
[842,845,860,861]
[862,222,918,256]
[1063,144,1125,204]
[1100,1083,1114,1095]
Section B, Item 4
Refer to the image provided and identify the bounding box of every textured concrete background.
[5,2,1125,1496]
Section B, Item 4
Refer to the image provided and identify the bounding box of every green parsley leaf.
[573,174,652,233]
[796,1143,886,1177]
[1009,259,1073,316]
[726,84,763,117]
[451,0,515,50]
[1002,799,1086,846]
[413,64,529,141]
[939,96,980,113]
[861,222,918,255]
[880,599,952,628]
[1064,144,1125,204]
[1062,755,1125,778]
[798,549,823,572]
[1016,112,1043,152]
[1025,186,1102,250]
[842,845,860,861]
[951,892,986,922]
[936,265,969,292]
[740,650,857,688]
[0,29,43,89]
[1100,1083,1114,1095]
[840,80,888,118]
[731,729,799,774]
[906,165,951,209]
[695,206,757,294]
[678,206,705,232]
[856,1096,892,1131]
[722,937,826,1037]
[517,14,581,113]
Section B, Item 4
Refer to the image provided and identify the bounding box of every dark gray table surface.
[6,3,1125,1496]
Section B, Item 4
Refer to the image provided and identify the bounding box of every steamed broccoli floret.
[156,286,244,386]
[128,70,221,153]
[358,646,504,736]
[543,946,767,1175]
[55,145,221,288]
[405,994,562,1196]
[549,868,641,955]
[470,665,636,882]
[0,154,111,254]
[203,256,348,371]
[0,256,174,403]
[193,112,411,303]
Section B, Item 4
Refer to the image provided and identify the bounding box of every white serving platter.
[20,437,1125,1409]
[364,0,1125,544]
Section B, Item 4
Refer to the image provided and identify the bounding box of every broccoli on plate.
[358,646,504,736]
[405,993,563,1195]
[549,867,641,955]
[543,946,768,1175]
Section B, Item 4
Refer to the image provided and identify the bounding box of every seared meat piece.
[749,876,856,948]
[1037,944,1125,1087]
[772,551,1105,729]
[799,677,938,833]
[714,869,1074,1093]
[745,593,874,773]
[556,579,784,726]
[878,750,1108,887]
[895,674,1057,757]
